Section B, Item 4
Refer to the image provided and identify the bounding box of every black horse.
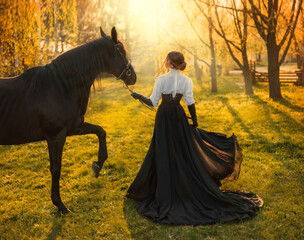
[0,27,136,213]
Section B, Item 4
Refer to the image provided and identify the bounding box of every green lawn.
[1,74,303,239]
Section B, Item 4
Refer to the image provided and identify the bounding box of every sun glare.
[128,0,191,42]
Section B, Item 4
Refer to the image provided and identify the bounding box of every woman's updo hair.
[167,51,187,71]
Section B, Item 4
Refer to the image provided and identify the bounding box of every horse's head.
[100,26,136,86]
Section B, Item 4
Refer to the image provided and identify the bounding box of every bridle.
[115,43,132,81]
[114,43,154,111]
[114,43,156,111]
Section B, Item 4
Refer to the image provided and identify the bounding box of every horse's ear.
[111,27,118,43]
[100,27,107,38]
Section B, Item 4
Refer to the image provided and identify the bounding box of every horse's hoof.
[91,161,101,178]
[59,207,71,214]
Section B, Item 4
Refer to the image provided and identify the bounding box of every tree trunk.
[0,46,2,76]
[293,36,302,69]
[14,1,19,75]
[208,12,217,92]
[54,0,58,57]
[296,53,302,69]
[210,51,217,92]
[243,66,253,95]
[37,0,42,65]
[194,56,203,86]
[267,44,282,99]
[242,51,254,95]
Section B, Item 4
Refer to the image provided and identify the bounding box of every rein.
[121,81,192,120]
[122,82,157,112]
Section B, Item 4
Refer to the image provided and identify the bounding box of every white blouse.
[149,68,195,107]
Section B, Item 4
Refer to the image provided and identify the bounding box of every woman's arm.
[149,77,162,107]
[188,104,198,127]
[131,92,153,107]
[131,77,162,107]
[185,78,198,127]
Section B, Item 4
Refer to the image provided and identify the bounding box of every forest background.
[0,0,304,239]
[1,0,303,99]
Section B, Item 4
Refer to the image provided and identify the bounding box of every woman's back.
[150,69,195,107]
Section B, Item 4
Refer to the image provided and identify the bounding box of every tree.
[0,0,78,76]
[76,0,109,44]
[248,0,303,99]
[180,0,218,92]
[209,0,254,95]
[0,0,40,76]
[43,0,78,58]
[57,0,78,53]
[292,7,304,69]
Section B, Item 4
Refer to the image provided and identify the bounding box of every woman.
[127,51,263,225]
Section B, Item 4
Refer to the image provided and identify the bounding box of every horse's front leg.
[46,130,70,214]
[67,122,107,178]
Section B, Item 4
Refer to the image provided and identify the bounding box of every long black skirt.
[127,95,263,225]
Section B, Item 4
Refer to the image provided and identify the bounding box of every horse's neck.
[51,39,111,88]
[49,39,112,115]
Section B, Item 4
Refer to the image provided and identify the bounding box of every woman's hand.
[192,118,198,128]
[131,92,141,100]
[130,92,154,107]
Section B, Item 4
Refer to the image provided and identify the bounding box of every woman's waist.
[161,93,183,105]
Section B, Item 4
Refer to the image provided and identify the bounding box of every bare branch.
[159,25,211,67]
[248,0,268,41]
[197,0,246,12]
[279,0,303,65]
[243,0,248,43]
[261,0,268,12]
[232,0,243,40]
[278,0,297,48]
[276,0,283,22]
[194,0,243,51]
[178,44,211,67]
[210,0,243,50]
[179,0,210,48]
[247,0,268,24]
[212,0,244,69]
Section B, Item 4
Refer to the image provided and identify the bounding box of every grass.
[0,74,303,239]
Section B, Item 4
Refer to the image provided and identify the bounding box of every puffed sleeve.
[184,78,195,106]
[149,77,162,107]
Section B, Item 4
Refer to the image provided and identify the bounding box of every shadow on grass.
[219,96,256,139]
[253,95,304,132]
[45,214,66,240]
[253,83,304,112]
[277,97,304,113]
[199,76,245,97]
[220,95,303,158]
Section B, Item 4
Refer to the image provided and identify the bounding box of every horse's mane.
[51,37,113,80]
[22,37,115,93]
